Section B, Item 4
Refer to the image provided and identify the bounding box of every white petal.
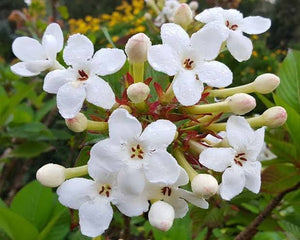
[91,48,126,76]
[247,127,265,161]
[195,7,224,23]
[177,189,209,209]
[85,76,115,109]
[108,109,142,142]
[195,61,232,88]
[25,60,52,73]
[57,178,97,209]
[173,70,204,106]
[43,69,75,94]
[140,119,176,150]
[63,34,94,66]
[174,167,189,187]
[220,165,245,200]
[42,35,58,61]
[191,22,229,61]
[227,31,253,62]
[79,198,113,237]
[57,82,86,118]
[147,44,181,76]
[114,194,149,217]
[241,16,271,34]
[243,161,261,193]
[144,150,180,185]
[117,167,145,195]
[226,116,255,151]
[89,138,125,174]
[161,23,190,56]
[11,62,39,77]
[169,198,188,218]
[199,147,235,172]
[12,37,46,61]
[42,23,64,52]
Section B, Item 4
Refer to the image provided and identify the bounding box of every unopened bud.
[127,82,150,103]
[65,113,87,132]
[173,4,193,29]
[226,93,256,115]
[262,106,287,127]
[191,174,219,199]
[36,163,66,187]
[253,73,280,94]
[189,1,199,11]
[125,33,152,63]
[144,13,152,20]
[149,201,175,232]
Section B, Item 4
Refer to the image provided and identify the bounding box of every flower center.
[234,152,247,166]
[161,186,172,197]
[183,58,194,70]
[78,70,89,81]
[130,144,144,159]
[98,184,111,198]
[226,20,238,31]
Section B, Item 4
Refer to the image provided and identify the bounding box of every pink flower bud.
[226,93,256,115]
[36,163,65,187]
[125,33,152,63]
[65,113,87,132]
[173,4,193,29]
[262,106,287,127]
[149,201,175,232]
[127,82,150,103]
[253,73,280,94]
[191,174,219,199]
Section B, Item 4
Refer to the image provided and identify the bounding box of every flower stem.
[207,83,254,98]
[174,148,197,180]
[64,165,88,179]
[188,140,207,155]
[87,120,108,132]
[182,101,229,114]
[132,62,144,83]
[160,83,175,105]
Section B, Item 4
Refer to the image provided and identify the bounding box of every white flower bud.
[149,201,175,232]
[226,93,256,115]
[173,4,193,29]
[189,1,199,11]
[36,164,66,187]
[262,106,287,127]
[125,33,152,63]
[144,13,152,20]
[65,113,87,132]
[253,73,280,94]
[191,174,219,199]
[127,82,150,103]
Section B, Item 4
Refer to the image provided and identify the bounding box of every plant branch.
[234,182,300,240]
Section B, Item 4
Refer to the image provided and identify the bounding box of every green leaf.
[278,220,300,239]
[0,207,39,240]
[277,49,300,113]
[0,199,7,208]
[256,93,275,109]
[9,141,53,159]
[35,99,56,122]
[11,181,53,230]
[253,232,286,240]
[264,135,297,160]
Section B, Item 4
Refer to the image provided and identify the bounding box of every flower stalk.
[174,148,197,180]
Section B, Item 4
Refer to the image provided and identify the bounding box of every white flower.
[43,34,126,118]
[57,171,148,237]
[88,108,181,196]
[199,116,265,200]
[195,7,271,62]
[148,23,232,106]
[154,0,180,26]
[146,167,208,219]
[11,23,64,76]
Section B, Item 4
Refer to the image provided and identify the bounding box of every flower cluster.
[11,5,287,238]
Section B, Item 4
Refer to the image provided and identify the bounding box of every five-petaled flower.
[43,33,126,118]
[88,108,181,196]
[195,7,271,62]
[199,116,265,200]
[11,23,64,76]
[148,23,232,106]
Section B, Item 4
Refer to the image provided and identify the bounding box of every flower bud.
[36,164,66,187]
[189,1,199,11]
[262,106,287,127]
[173,4,193,29]
[65,113,87,132]
[191,174,219,199]
[149,201,175,232]
[127,82,150,103]
[125,33,152,63]
[253,73,280,94]
[226,93,256,115]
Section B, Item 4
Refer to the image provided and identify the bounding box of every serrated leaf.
[278,220,300,239]
[0,207,39,240]
[11,181,53,230]
[277,49,300,113]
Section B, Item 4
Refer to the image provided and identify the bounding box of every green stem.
[87,121,108,132]
[64,165,88,179]
[132,62,144,83]
[174,148,197,180]
[208,83,254,98]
